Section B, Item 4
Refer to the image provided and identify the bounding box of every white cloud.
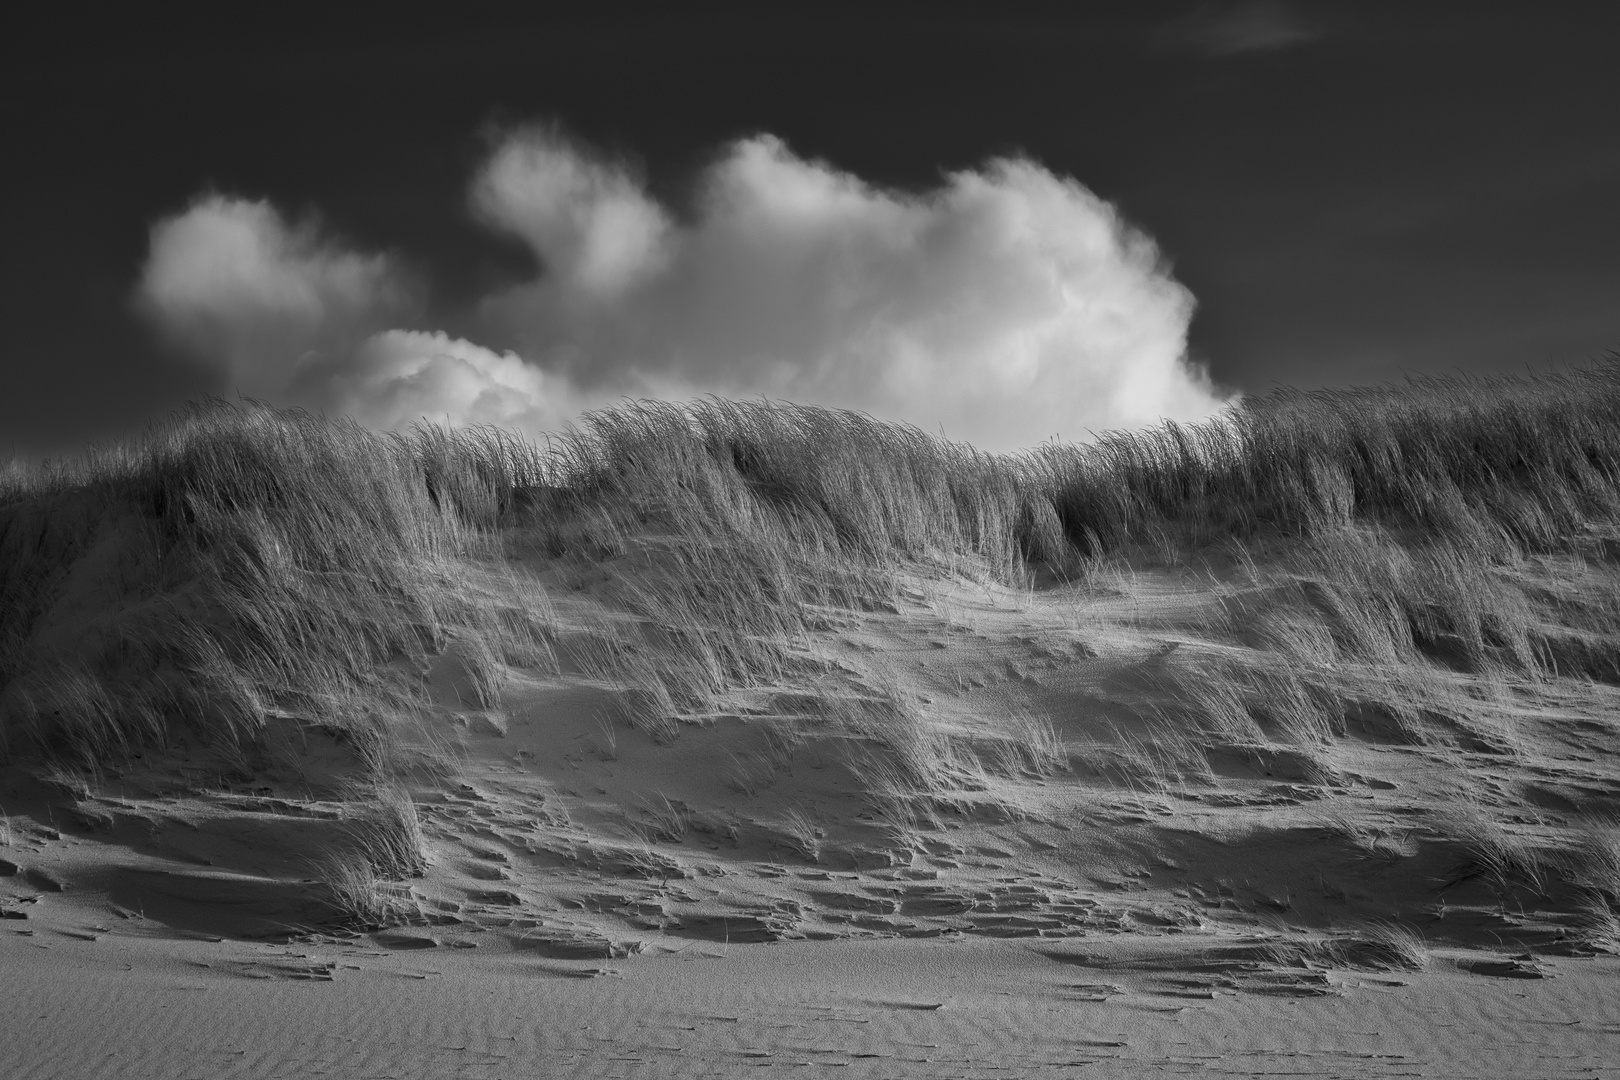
[308,329,600,435]
[471,128,671,296]
[134,196,606,433]
[134,196,410,395]
[476,130,1222,448]
[136,131,1228,449]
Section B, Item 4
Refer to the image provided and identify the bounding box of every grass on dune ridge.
[2,362,1620,777]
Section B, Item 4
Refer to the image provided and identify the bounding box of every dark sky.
[4,2,1617,454]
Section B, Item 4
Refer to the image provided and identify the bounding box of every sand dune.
[5,377,1620,1076]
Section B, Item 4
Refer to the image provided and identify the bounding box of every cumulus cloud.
[472,129,672,297]
[137,130,1228,449]
[474,129,1220,447]
[135,196,412,396]
[134,203,603,432]
[305,329,602,435]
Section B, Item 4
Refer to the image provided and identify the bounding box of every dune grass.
[0,401,554,768]
[3,364,1620,798]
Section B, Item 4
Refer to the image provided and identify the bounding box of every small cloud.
[1161,1,1324,57]
[303,329,604,435]
[134,195,413,393]
[471,125,671,297]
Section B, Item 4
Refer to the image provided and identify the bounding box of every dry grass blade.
[631,793,691,844]
[773,803,823,862]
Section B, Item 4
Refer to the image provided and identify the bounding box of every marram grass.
[2,362,1619,767]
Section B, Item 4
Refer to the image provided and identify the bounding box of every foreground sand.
[5,890,1619,1079]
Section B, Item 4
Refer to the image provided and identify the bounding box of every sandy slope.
[5,555,1620,1077]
